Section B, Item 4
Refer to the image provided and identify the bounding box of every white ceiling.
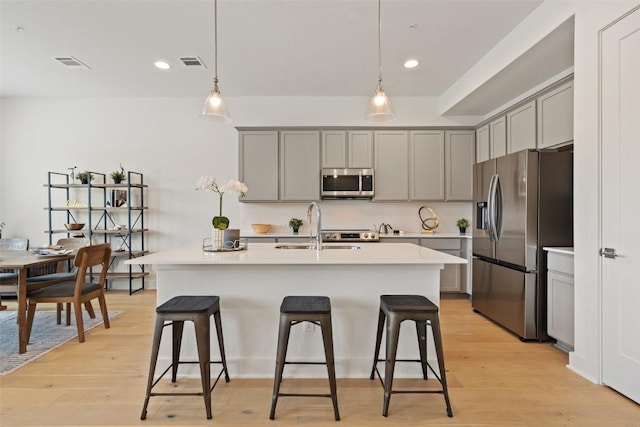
[1,0,564,114]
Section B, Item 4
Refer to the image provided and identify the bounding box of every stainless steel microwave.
[321,168,374,199]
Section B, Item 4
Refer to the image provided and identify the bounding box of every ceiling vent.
[54,56,90,69]
[180,56,206,68]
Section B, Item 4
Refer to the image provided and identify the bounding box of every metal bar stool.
[141,295,230,420]
[370,294,452,418]
[269,296,340,421]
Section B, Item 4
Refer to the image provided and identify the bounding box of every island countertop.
[126,242,467,266]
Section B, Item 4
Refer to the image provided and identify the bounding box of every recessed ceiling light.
[154,61,171,70]
[403,59,420,69]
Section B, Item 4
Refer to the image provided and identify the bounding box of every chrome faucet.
[307,201,323,250]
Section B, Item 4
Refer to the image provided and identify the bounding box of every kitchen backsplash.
[239,201,472,234]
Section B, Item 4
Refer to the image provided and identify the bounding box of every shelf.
[111,250,149,258]
[45,183,147,189]
[46,170,148,295]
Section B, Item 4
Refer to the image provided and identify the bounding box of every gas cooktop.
[321,229,379,242]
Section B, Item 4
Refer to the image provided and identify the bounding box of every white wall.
[0,95,473,288]
[446,0,639,386]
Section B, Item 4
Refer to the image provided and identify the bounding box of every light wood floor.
[1,290,638,426]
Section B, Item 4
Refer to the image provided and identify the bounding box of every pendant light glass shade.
[202,79,231,123]
[366,0,394,122]
[201,0,231,122]
[366,80,394,122]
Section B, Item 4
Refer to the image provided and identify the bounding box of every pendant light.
[201,0,231,122]
[366,0,395,122]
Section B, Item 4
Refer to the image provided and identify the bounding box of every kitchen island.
[128,242,465,378]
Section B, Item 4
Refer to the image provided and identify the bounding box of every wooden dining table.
[0,250,74,353]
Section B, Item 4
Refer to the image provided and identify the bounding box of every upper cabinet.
[321,130,373,168]
[476,78,574,163]
[507,100,537,153]
[410,130,445,200]
[280,130,320,201]
[374,130,409,201]
[476,124,490,163]
[490,116,507,159]
[239,131,279,201]
[537,81,574,149]
[445,130,474,201]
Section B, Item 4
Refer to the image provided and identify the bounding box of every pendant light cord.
[214,0,219,84]
[377,0,382,85]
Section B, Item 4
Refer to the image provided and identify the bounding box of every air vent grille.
[180,56,206,68]
[54,56,90,69]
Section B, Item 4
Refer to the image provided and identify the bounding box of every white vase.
[211,228,225,250]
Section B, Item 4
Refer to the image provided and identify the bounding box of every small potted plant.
[75,171,93,184]
[0,221,5,238]
[288,218,304,234]
[456,218,470,234]
[110,170,126,184]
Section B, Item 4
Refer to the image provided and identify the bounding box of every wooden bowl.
[251,224,271,234]
[64,223,85,230]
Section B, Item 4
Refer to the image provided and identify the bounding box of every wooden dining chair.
[0,238,29,309]
[25,243,112,344]
[26,238,92,324]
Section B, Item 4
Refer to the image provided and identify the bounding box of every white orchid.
[196,176,248,229]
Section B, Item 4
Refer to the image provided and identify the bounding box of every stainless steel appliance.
[322,229,379,242]
[472,149,573,341]
[321,168,374,199]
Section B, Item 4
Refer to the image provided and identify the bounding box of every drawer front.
[420,238,461,250]
[547,252,574,276]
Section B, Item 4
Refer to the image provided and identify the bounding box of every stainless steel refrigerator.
[472,149,573,341]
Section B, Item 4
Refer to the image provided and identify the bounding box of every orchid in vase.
[196,176,248,230]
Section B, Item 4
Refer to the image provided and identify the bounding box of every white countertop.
[544,247,574,255]
[242,231,471,239]
[127,242,467,266]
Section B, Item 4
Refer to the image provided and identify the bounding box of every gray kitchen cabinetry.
[239,130,320,202]
[537,81,574,149]
[507,100,537,153]
[239,131,279,201]
[490,116,507,159]
[476,124,490,163]
[280,130,320,201]
[445,130,474,201]
[410,130,445,200]
[420,238,462,292]
[374,130,409,201]
[546,249,574,351]
[321,130,373,168]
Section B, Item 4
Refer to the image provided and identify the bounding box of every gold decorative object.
[419,206,439,234]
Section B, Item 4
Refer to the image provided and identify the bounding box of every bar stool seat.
[370,294,453,418]
[269,296,340,421]
[141,295,230,420]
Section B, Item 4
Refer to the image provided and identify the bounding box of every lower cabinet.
[546,249,574,351]
[420,238,463,293]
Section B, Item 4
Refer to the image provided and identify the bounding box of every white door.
[600,6,640,404]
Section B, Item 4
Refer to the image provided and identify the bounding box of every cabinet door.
[348,130,374,168]
[507,100,537,153]
[239,131,279,201]
[280,130,320,201]
[490,116,507,158]
[445,130,474,201]
[537,81,574,149]
[374,131,409,201]
[410,130,444,200]
[476,124,490,163]
[321,131,347,168]
[440,249,462,292]
[547,270,574,348]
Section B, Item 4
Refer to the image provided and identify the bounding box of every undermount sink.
[274,244,361,250]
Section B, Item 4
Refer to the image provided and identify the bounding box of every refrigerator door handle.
[487,174,498,241]
[493,174,503,241]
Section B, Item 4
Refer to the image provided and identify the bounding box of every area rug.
[0,309,121,375]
